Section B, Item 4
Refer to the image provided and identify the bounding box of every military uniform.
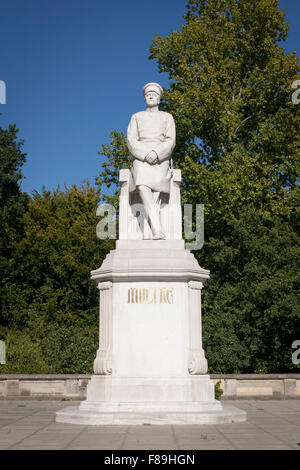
[127,109,176,194]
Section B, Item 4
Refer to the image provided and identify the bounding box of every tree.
[0,121,27,205]
[0,182,114,373]
[0,121,29,328]
[0,118,116,372]
[97,0,300,372]
[3,182,114,328]
[96,131,131,208]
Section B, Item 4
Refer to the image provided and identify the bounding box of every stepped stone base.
[56,376,246,425]
[55,237,247,426]
[55,404,246,425]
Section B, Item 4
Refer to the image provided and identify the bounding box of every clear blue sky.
[0,0,299,195]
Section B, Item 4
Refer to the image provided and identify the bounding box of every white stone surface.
[82,376,215,403]
[116,239,185,250]
[90,243,210,283]
[56,243,247,425]
[119,169,182,241]
[56,404,246,425]
[113,281,188,377]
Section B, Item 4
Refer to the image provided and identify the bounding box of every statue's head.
[143,82,163,108]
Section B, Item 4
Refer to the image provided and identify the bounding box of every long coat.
[126,110,176,194]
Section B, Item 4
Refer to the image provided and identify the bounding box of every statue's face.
[145,90,160,107]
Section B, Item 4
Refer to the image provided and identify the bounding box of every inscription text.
[128,287,173,304]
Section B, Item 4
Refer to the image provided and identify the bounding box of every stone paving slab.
[0,400,299,450]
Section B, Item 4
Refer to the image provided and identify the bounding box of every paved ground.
[0,400,299,450]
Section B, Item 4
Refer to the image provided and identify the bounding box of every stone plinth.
[56,241,246,425]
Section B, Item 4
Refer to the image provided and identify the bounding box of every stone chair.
[118,168,182,241]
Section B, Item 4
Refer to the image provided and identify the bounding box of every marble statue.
[126,82,176,239]
[55,83,247,426]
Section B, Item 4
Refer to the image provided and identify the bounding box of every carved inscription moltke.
[128,287,173,304]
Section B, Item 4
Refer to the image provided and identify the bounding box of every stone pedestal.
[56,240,246,424]
[56,169,246,425]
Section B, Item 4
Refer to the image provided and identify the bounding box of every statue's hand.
[145,151,159,165]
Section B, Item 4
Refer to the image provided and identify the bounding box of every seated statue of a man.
[126,82,176,240]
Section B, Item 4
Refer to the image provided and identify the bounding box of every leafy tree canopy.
[1,182,113,329]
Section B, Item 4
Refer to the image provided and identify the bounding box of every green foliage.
[2,182,113,329]
[214,380,224,400]
[0,127,110,372]
[0,122,28,260]
[25,311,98,374]
[28,312,98,374]
[96,0,300,373]
[0,122,27,204]
[95,131,131,208]
[203,207,300,373]
[0,329,53,374]
[0,313,98,374]
[0,122,29,330]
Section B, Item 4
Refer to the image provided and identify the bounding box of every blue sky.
[0,0,299,196]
